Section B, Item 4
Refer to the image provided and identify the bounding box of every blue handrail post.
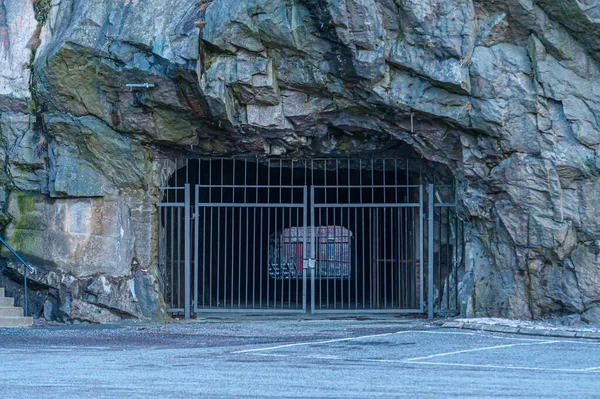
[23,268,28,316]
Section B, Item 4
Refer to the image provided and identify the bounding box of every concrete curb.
[441,321,600,340]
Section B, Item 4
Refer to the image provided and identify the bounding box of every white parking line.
[232,331,410,354]
[579,366,600,371]
[409,331,476,336]
[406,360,590,373]
[404,341,558,362]
[489,335,600,345]
[247,353,600,374]
[233,330,600,374]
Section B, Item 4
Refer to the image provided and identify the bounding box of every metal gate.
[193,184,308,313]
[157,158,463,318]
[309,185,423,313]
[427,183,464,317]
[157,185,191,319]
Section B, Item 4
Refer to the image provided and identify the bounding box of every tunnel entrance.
[157,158,462,317]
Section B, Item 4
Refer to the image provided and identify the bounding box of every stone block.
[5,192,136,278]
[441,321,464,329]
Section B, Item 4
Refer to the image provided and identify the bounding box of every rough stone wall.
[0,0,599,323]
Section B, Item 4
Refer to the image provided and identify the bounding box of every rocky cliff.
[0,0,599,323]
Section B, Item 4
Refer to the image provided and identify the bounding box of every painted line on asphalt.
[404,340,558,362]
[489,335,566,342]
[489,335,600,345]
[409,330,475,336]
[232,331,410,354]
[579,366,600,371]
[247,353,600,374]
[406,360,592,373]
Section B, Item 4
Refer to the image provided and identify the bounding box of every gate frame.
[427,183,461,318]
[156,159,461,320]
[157,184,191,319]
[192,184,309,314]
[309,185,425,314]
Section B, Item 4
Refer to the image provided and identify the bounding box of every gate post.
[427,184,434,319]
[184,184,191,320]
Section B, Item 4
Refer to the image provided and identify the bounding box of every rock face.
[0,0,599,323]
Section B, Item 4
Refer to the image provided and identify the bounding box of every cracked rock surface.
[0,0,599,323]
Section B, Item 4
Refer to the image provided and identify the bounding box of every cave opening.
[158,156,461,316]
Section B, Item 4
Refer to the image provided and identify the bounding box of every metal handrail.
[0,237,33,316]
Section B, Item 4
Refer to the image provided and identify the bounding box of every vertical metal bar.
[288,205,292,309]
[382,160,386,309]
[404,205,409,308]
[360,160,365,309]
[223,206,228,307]
[438,202,442,310]
[177,206,182,310]
[454,209,459,312]
[255,160,259,308]
[295,202,300,309]
[170,207,174,309]
[231,205,236,308]
[217,161,223,308]
[369,206,373,309]
[231,162,236,308]
[324,160,329,310]
[239,205,243,308]
[354,206,358,309]
[376,207,380,309]
[411,204,417,308]
[216,208,221,308]
[335,160,340,310]
[397,206,402,308]
[428,184,434,318]
[194,185,199,313]
[394,160,399,309]
[202,202,207,309]
[371,159,375,309]
[454,181,459,312]
[420,183,425,312]
[209,207,214,308]
[310,185,315,313]
[185,158,189,186]
[333,159,344,309]
[279,207,283,309]
[162,207,167,304]
[390,205,395,309]
[259,206,264,309]
[245,162,249,309]
[267,160,271,308]
[208,162,213,307]
[280,161,284,309]
[347,160,351,308]
[446,206,451,310]
[273,208,278,308]
[303,186,308,312]
[319,203,323,310]
[184,184,191,319]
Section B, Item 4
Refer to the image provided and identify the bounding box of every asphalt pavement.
[1,317,599,398]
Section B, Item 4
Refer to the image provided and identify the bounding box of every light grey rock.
[386,0,476,93]
[569,242,600,307]
[582,306,600,325]
[0,113,47,192]
[0,0,37,112]
[49,155,107,198]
